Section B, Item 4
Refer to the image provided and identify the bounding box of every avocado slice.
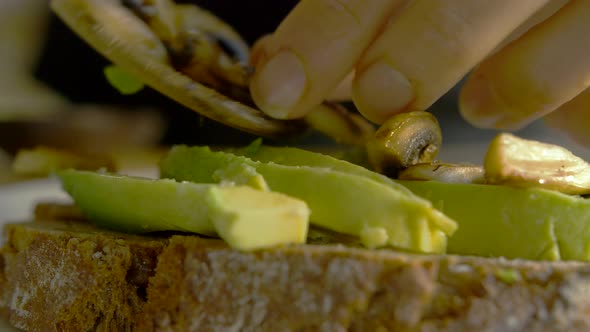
[233,144,414,195]
[160,146,457,253]
[399,180,590,261]
[208,185,309,250]
[57,169,310,250]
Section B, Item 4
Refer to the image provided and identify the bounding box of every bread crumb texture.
[2,221,590,331]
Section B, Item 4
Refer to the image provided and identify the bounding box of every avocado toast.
[5,1,590,330]
[3,142,590,332]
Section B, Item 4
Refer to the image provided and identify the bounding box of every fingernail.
[459,76,511,129]
[250,50,307,119]
[352,61,414,124]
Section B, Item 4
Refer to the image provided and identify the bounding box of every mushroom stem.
[303,103,375,146]
[398,163,486,184]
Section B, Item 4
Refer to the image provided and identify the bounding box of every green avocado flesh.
[399,180,590,261]
[57,170,309,250]
[59,170,216,234]
[160,146,457,253]
[234,144,413,195]
[235,144,590,261]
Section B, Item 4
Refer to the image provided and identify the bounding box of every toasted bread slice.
[2,219,590,332]
[0,220,165,331]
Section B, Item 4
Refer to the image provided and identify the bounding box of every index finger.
[250,0,406,120]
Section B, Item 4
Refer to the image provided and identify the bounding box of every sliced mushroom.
[123,0,250,90]
[176,4,250,70]
[303,103,375,146]
[366,111,442,175]
[484,133,590,195]
[175,5,251,97]
[398,163,486,184]
[122,0,179,47]
[51,0,306,138]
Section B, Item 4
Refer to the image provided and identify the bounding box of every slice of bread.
[2,219,590,331]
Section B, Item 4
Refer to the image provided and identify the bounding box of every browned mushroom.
[366,111,442,175]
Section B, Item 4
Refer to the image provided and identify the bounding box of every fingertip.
[461,0,590,134]
[458,75,525,131]
[458,75,503,129]
[352,61,414,124]
[250,50,309,120]
[250,0,400,121]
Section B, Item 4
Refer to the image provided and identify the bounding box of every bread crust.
[2,221,590,331]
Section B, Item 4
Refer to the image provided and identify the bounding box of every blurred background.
[1,0,589,183]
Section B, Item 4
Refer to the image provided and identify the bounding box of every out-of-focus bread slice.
[2,220,590,331]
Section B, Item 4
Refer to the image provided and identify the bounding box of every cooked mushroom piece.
[176,4,251,85]
[484,133,590,195]
[366,111,442,175]
[122,0,179,45]
[51,0,377,144]
[50,0,305,138]
[398,163,486,184]
[303,103,375,146]
[122,0,250,96]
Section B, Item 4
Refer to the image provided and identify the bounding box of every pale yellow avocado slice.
[160,146,458,253]
[208,186,309,251]
[57,169,310,250]
[399,180,590,261]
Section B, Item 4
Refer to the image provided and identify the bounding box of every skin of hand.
[249,0,590,147]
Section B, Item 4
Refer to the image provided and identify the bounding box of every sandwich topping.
[45,137,590,261]
[37,0,590,262]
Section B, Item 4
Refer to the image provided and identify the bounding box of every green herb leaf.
[103,65,144,95]
[241,138,263,156]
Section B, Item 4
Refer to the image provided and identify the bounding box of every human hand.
[248,0,590,146]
